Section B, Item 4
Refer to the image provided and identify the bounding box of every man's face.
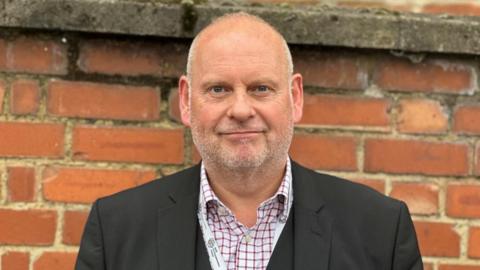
[179,24,303,169]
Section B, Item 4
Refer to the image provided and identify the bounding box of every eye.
[207,86,230,97]
[251,85,273,96]
[210,86,225,93]
[257,85,270,92]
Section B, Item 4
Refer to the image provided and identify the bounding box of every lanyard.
[197,210,229,270]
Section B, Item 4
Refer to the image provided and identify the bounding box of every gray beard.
[190,123,293,171]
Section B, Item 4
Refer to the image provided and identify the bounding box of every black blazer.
[75,161,423,270]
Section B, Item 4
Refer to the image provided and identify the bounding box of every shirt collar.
[198,158,293,221]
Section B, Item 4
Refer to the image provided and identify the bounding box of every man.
[76,12,423,270]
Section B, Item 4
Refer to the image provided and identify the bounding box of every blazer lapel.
[266,210,294,270]
[292,161,334,270]
[156,165,201,270]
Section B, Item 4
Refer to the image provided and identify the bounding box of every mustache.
[216,125,267,134]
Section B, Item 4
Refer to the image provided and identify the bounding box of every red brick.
[447,184,480,218]
[7,167,35,202]
[469,227,480,258]
[63,211,88,245]
[453,104,480,134]
[440,265,480,270]
[397,99,448,134]
[10,79,40,115]
[364,139,469,176]
[390,182,439,215]
[42,167,156,203]
[423,4,480,16]
[168,88,181,122]
[0,38,6,69]
[293,51,368,90]
[0,80,5,112]
[72,126,184,164]
[300,95,390,128]
[374,58,476,94]
[0,122,64,158]
[47,80,160,121]
[7,37,67,75]
[290,134,357,171]
[33,252,76,270]
[414,221,460,257]
[350,178,385,194]
[78,40,187,77]
[0,209,56,245]
[2,251,29,270]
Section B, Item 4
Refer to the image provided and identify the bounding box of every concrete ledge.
[2,0,480,55]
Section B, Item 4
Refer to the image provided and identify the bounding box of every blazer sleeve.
[75,200,106,270]
[392,202,423,270]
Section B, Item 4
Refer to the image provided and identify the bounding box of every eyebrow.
[199,79,231,90]
[199,77,282,90]
[248,78,281,89]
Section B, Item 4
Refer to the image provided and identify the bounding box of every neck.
[203,157,287,227]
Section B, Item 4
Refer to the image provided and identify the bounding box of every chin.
[220,151,267,169]
[223,158,264,169]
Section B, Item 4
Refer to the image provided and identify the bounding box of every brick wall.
[0,29,479,269]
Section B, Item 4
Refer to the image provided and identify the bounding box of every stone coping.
[2,0,480,55]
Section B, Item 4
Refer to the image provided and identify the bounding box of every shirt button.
[244,233,252,243]
[218,206,228,216]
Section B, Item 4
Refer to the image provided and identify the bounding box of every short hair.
[185,12,293,84]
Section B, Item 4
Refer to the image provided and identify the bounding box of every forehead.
[192,19,287,80]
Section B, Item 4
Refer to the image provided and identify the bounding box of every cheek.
[263,96,294,120]
[191,102,225,128]
[257,105,292,130]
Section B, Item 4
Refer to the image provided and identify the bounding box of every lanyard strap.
[197,210,228,270]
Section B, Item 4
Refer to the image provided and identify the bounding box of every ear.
[291,73,304,123]
[178,75,191,127]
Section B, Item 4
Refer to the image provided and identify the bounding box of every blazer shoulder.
[292,161,402,213]
[95,164,200,213]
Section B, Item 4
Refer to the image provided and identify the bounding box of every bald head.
[186,12,293,83]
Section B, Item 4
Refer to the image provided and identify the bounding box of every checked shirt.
[198,159,293,270]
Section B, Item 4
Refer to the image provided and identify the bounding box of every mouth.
[220,130,263,134]
[218,130,264,139]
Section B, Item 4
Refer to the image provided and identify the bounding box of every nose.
[226,91,255,121]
